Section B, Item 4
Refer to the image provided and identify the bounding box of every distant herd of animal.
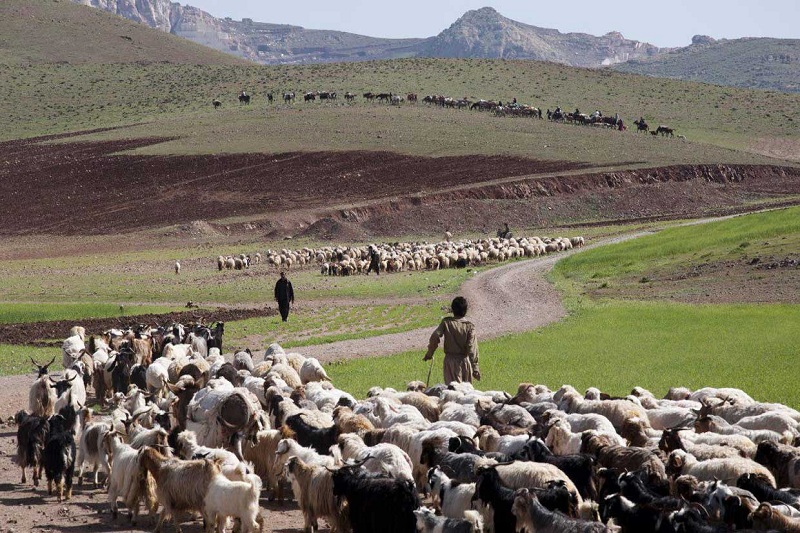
[211,90,682,138]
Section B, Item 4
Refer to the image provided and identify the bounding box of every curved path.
[301,232,650,363]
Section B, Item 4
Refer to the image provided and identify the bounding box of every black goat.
[618,471,681,509]
[518,438,597,500]
[15,410,49,485]
[601,493,676,533]
[473,466,518,532]
[130,364,148,391]
[331,466,419,533]
[43,405,77,501]
[513,488,611,533]
[448,435,512,462]
[109,345,134,395]
[207,321,224,352]
[420,440,486,483]
[737,472,800,508]
[216,362,241,387]
[283,413,337,455]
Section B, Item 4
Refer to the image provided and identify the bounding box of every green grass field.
[327,208,800,406]
[551,206,800,306]
[0,303,177,325]
[327,302,800,407]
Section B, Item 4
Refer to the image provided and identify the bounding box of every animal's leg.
[65,473,73,500]
[47,478,53,495]
[20,466,26,484]
[92,464,99,487]
[57,479,64,502]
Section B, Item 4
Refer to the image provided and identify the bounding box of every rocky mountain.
[70,1,799,92]
[72,0,424,63]
[417,7,660,67]
[613,36,800,93]
[71,1,657,67]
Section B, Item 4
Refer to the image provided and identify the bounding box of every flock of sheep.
[12,322,800,533]
[213,235,586,277]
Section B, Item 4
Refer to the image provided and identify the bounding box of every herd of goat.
[216,89,678,135]
[215,235,586,276]
[11,321,800,532]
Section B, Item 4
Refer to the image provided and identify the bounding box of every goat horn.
[29,356,41,368]
[217,415,239,430]
[46,356,56,367]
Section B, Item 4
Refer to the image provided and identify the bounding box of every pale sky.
[183,0,798,48]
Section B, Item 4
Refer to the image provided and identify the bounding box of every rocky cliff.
[417,7,660,67]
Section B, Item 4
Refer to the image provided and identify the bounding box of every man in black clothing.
[274,271,294,322]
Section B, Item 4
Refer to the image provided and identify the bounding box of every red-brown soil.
[0,135,591,236]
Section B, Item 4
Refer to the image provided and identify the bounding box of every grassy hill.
[1,58,798,164]
[0,0,248,65]
[614,38,800,94]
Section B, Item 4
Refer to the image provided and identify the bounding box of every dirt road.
[301,232,647,362]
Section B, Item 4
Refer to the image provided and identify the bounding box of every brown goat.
[751,502,800,532]
[333,405,375,435]
[139,446,221,533]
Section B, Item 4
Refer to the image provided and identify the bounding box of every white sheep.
[337,433,414,481]
[203,472,263,533]
[666,449,776,487]
[300,357,331,384]
[62,334,86,370]
[559,391,650,431]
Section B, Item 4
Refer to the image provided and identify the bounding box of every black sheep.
[601,493,675,533]
[130,364,147,391]
[473,466,518,533]
[331,466,419,533]
[448,435,513,462]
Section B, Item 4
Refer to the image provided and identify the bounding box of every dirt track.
[300,232,647,362]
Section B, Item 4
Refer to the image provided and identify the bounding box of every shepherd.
[423,296,481,384]
[274,271,294,322]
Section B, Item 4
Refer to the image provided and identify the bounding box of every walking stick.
[425,356,435,388]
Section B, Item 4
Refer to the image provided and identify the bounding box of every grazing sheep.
[174,261,180,275]
[332,405,375,435]
[559,391,650,431]
[174,430,249,481]
[233,349,255,374]
[665,449,776,487]
[492,462,582,504]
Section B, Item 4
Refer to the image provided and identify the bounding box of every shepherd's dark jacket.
[274,278,294,304]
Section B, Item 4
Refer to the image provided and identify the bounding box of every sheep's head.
[666,450,688,477]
